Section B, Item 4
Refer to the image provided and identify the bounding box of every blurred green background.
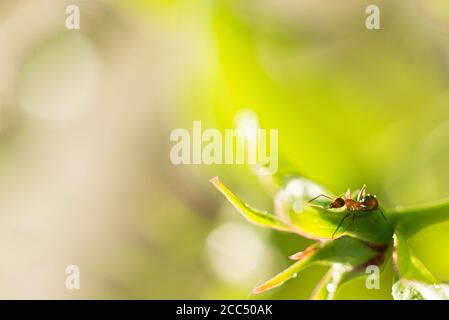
[1,0,449,299]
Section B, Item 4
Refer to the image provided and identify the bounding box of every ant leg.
[308,194,334,203]
[378,207,387,220]
[342,212,356,233]
[332,213,351,238]
[356,184,367,201]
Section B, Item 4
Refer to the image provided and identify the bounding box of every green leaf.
[392,279,449,300]
[310,264,350,300]
[209,177,293,233]
[389,198,449,238]
[312,243,392,300]
[290,205,392,244]
[391,228,449,300]
[253,236,378,294]
[212,176,394,244]
[393,228,436,283]
[252,243,318,294]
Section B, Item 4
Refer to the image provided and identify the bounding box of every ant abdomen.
[361,195,378,210]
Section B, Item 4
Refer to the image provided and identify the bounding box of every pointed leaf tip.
[210,177,293,233]
[252,259,306,294]
[209,176,219,185]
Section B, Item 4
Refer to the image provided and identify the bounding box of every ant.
[308,184,386,238]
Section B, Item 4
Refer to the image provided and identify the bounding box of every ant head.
[329,197,345,209]
[361,194,378,210]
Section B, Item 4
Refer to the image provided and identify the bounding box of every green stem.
[389,198,449,238]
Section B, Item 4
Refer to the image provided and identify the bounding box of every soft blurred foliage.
[1,0,449,299]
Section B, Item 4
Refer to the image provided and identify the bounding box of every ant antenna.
[308,194,333,203]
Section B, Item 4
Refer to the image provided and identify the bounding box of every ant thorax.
[344,198,361,211]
